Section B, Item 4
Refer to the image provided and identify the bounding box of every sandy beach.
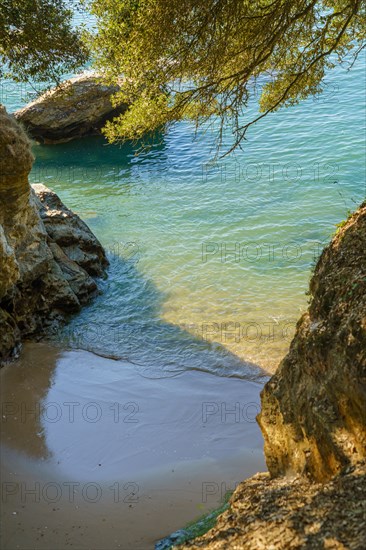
[1,343,266,549]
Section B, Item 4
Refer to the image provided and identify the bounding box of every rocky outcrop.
[14,73,128,144]
[0,106,108,364]
[257,203,366,482]
[34,183,107,278]
[177,462,366,549]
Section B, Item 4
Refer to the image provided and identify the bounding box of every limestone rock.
[257,203,366,481]
[0,104,34,179]
[33,183,108,277]
[177,463,366,549]
[14,73,128,144]
[0,107,109,363]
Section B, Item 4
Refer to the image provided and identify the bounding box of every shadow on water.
[29,133,176,210]
[0,132,269,463]
[53,251,267,382]
[0,345,62,460]
[30,132,170,172]
[0,253,266,462]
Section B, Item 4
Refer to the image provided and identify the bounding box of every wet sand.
[1,343,266,549]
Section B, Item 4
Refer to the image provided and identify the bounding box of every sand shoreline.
[1,342,266,549]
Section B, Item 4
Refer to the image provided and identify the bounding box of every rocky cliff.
[0,106,108,364]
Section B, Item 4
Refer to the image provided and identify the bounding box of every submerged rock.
[14,73,128,144]
[155,530,188,550]
[0,106,108,364]
[258,203,366,481]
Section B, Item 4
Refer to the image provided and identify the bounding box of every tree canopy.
[1,1,365,151]
[89,0,365,151]
[0,0,88,82]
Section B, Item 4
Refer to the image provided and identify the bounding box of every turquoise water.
[2,54,365,376]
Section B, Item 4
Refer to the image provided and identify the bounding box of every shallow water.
[1,343,265,549]
[2,57,364,373]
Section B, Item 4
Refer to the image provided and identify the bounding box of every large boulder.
[257,202,366,481]
[0,106,109,363]
[14,73,128,144]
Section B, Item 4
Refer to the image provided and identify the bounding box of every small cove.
[0,51,365,548]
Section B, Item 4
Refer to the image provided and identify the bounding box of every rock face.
[34,184,107,279]
[258,202,366,482]
[14,73,128,144]
[0,106,108,364]
[178,463,366,549]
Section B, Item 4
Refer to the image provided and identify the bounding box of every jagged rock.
[34,183,107,277]
[257,203,366,482]
[177,463,366,549]
[14,73,128,144]
[0,106,109,364]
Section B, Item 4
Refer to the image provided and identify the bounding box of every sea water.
[1,53,365,376]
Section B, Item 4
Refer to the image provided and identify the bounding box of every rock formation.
[257,202,366,481]
[0,106,108,364]
[177,462,366,549]
[14,73,128,144]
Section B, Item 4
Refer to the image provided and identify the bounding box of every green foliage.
[0,0,89,83]
[333,208,353,236]
[88,0,366,150]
